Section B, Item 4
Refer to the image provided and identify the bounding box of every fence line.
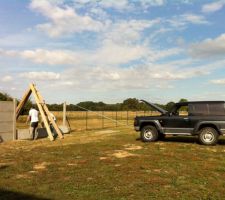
[53,110,160,131]
[17,110,161,132]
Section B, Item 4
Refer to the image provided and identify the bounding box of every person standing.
[49,112,57,138]
[27,106,39,140]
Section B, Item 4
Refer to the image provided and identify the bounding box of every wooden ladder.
[16,83,64,141]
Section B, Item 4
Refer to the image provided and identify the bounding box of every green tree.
[122,98,140,111]
[179,98,188,111]
[179,98,188,103]
[165,101,175,111]
[0,92,12,101]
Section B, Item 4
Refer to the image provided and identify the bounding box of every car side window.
[173,106,188,116]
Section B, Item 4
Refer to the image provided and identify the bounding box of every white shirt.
[29,108,39,123]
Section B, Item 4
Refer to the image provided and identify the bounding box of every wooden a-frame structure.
[16,83,64,141]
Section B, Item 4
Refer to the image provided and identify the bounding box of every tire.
[141,125,159,142]
[198,127,219,146]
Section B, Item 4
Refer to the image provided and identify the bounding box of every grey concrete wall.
[0,101,14,142]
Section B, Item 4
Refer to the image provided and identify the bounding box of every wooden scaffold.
[16,83,64,141]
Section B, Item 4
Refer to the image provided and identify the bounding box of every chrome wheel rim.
[203,131,214,143]
[144,129,153,140]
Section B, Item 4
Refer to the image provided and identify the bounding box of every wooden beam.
[16,88,32,119]
[35,88,64,139]
[29,84,54,141]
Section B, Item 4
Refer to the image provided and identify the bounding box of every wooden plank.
[16,88,32,119]
[29,84,54,141]
[35,87,64,139]
[0,101,14,112]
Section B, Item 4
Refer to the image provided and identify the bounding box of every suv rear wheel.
[141,125,158,142]
[198,127,219,145]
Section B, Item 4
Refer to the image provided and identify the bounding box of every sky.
[0,0,225,104]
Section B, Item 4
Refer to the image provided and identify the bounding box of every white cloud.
[98,0,129,10]
[211,79,225,85]
[20,49,80,65]
[19,71,60,81]
[189,33,225,58]
[202,0,225,13]
[30,0,105,37]
[105,19,160,44]
[54,58,214,91]
[92,40,149,65]
[1,76,13,82]
[140,0,165,8]
[74,0,165,11]
[0,43,181,67]
[168,14,209,28]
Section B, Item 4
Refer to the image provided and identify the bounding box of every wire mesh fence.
[53,111,160,131]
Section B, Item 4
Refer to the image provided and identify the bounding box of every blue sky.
[0,0,225,104]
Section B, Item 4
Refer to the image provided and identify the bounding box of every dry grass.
[1,123,225,199]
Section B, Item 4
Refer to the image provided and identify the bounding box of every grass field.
[1,122,225,200]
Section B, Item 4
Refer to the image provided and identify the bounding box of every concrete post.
[13,98,17,140]
[63,102,66,126]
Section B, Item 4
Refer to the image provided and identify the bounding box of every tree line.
[0,92,187,113]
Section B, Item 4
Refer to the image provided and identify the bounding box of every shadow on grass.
[163,136,198,144]
[137,136,225,145]
[163,136,225,145]
[0,165,9,170]
[0,189,51,200]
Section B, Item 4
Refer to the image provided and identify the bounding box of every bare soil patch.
[33,162,50,170]
[111,150,137,158]
[123,144,143,150]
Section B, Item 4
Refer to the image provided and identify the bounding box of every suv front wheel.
[198,127,219,146]
[141,125,159,142]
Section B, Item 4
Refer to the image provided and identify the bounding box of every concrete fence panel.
[0,101,16,142]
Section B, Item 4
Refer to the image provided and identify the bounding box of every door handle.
[183,118,189,120]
